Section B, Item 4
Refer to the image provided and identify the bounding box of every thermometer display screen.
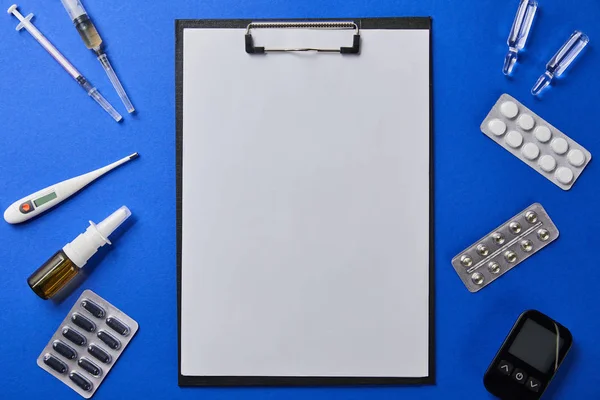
[34,192,58,207]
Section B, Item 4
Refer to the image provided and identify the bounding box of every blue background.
[1,0,599,398]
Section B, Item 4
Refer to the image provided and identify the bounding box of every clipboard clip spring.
[245,21,360,55]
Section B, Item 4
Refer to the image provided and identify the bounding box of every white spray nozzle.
[63,206,132,268]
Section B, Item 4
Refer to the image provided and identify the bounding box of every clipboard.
[176,17,435,386]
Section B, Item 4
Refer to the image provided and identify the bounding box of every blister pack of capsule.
[451,203,559,292]
[481,93,592,190]
[37,290,138,398]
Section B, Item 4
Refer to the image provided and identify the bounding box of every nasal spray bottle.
[28,206,131,299]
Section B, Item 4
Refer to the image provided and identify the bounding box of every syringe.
[7,5,122,122]
[60,0,134,113]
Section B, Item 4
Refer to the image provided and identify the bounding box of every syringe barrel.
[60,0,87,21]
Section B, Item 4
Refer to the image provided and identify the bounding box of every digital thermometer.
[4,152,139,224]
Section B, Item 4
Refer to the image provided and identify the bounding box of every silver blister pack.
[481,93,592,190]
[452,203,559,292]
[37,290,138,398]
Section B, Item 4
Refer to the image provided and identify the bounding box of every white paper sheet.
[181,26,431,378]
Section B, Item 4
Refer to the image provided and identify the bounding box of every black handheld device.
[484,310,572,400]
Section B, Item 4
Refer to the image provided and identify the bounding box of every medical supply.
[532,30,589,95]
[503,0,537,75]
[481,94,591,190]
[484,310,572,400]
[4,153,138,224]
[451,203,558,292]
[7,4,122,122]
[37,290,138,398]
[60,0,135,113]
[27,206,131,299]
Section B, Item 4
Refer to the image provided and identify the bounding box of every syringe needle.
[97,53,135,113]
[7,4,122,122]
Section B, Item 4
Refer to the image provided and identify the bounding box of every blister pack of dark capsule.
[37,290,138,398]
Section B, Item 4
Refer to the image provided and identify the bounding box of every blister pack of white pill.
[481,93,592,190]
[37,290,138,398]
[451,203,559,292]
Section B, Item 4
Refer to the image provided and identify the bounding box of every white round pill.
[488,119,507,136]
[538,155,557,172]
[521,143,540,160]
[534,126,552,143]
[567,149,586,167]
[506,130,523,148]
[518,114,535,131]
[500,101,519,119]
[551,137,569,155]
[555,167,574,184]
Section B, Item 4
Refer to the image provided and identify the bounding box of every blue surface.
[1,0,599,398]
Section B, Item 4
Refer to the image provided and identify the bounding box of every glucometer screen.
[34,192,57,207]
[508,319,564,373]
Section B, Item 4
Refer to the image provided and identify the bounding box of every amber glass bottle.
[28,250,80,300]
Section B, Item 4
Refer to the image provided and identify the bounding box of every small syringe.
[60,0,134,113]
[7,4,122,122]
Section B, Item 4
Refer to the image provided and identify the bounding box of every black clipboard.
[176,17,435,387]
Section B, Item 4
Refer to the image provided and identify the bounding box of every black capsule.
[62,327,86,346]
[88,344,111,364]
[78,357,102,377]
[106,316,130,336]
[52,340,77,360]
[97,330,121,350]
[71,313,96,332]
[69,371,93,392]
[43,354,67,374]
[81,299,105,318]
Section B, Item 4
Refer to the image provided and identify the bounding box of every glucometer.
[484,310,572,400]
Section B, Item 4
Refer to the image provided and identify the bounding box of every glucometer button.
[512,368,527,384]
[497,360,513,376]
[526,377,541,393]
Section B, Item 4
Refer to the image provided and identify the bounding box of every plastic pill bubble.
[471,272,484,285]
[69,372,93,392]
[551,138,569,155]
[460,255,473,268]
[43,354,67,374]
[72,313,96,333]
[525,211,538,224]
[88,344,111,364]
[81,299,105,319]
[505,251,517,263]
[518,114,535,131]
[106,317,130,336]
[53,340,77,360]
[521,143,540,160]
[488,262,501,274]
[534,126,552,143]
[492,233,505,245]
[500,101,519,119]
[537,229,550,241]
[567,149,586,167]
[62,327,86,346]
[538,155,556,172]
[555,167,574,185]
[488,119,507,136]
[97,330,121,350]
[78,358,102,377]
[477,244,489,256]
[509,222,521,234]
[521,240,533,252]
[506,131,523,148]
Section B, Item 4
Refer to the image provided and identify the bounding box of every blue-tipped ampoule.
[532,30,589,96]
[503,0,538,76]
